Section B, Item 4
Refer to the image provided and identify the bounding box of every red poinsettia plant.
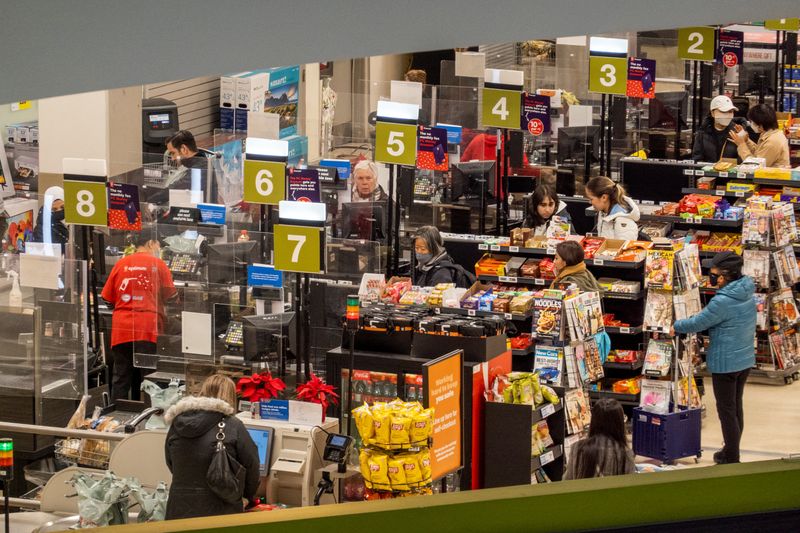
[295,374,339,422]
[236,371,287,403]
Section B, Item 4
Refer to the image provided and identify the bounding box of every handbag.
[206,418,246,504]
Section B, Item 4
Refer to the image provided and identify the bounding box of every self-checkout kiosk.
[237,409,339,507]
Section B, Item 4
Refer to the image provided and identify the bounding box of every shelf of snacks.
[531,444,564,470]
[434,306,532,322]
[477,274,551,287]
[681,187,754,199]
[588,389,640,406]
[639,213,743,228]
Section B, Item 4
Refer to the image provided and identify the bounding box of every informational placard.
[416,125,449,171]
[765,18,800,31]
[678,27,717,61]
[626,57,657,98]
[718,29,744,68]
[198,203,226,225]
[288,168,321,202]
[243,159,286,205]
[375,121,418,166]
[423,349,463,481]
[165,206,200,225]
[259,399,323,425]
[589,56,628,95]
[247,264,284,288]
[64,176,108,227]
[520,94,551,135]
[320,159,351,181]
[107,182,141,230]
[313,166,338,184]
[274,224,325,274]
[435,123,463,144]
[481,87,522,130]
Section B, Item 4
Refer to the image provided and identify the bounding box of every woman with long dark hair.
[564,398,635,479]
[523,184,572,236]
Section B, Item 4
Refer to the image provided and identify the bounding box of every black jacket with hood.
[164,396,260,520]
[691,116,749,163]
[414,251,466,287]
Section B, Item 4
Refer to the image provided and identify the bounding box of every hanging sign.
[521,94,551,135]
[589,56,628,95]
[718,30,744,68]
[274,224,325,274]
[416,126,449,171]
[107,182,142,230]
[764,18,800,31]
[64,176,108,227]
[375,121,418,166]
[626,58,657,98]
[481,88,522,130]
[678,27,717,61]
[243,159,286,205]
[288,168,321,202]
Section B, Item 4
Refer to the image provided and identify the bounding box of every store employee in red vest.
[102,234,177,401]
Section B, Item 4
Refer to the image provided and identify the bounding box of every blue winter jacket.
[673,276,756,374]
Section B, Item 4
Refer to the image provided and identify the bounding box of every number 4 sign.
[481,87,522,130]
[274,224,325,274]
[64,177,108,226]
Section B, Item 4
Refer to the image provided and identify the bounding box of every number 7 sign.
[274,224,325,274]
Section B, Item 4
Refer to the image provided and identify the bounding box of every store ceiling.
[2,0,798,104]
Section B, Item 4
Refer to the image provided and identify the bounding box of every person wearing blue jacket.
[671,252,756,464]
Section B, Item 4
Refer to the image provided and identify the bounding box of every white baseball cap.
[710,95,738,113]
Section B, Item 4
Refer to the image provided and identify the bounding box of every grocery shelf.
[602,291,644,301]
[531,444,563,470]
[433,306,532,321]
[604,325,644,335]
[588,390,640,406]
[603,360,644,371]
[639,214,743,228]
[585,258,645,269]
[477,244,645,269]
[477,274,550,287]
[531,401,563,424]
[511,346,536,356]
[681,187,753,199]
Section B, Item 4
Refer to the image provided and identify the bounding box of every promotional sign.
[435,123,463,144]
[320,159,351,181]
[416,125,449,171]
[259,399,323,425]
[718,29,744,68]
[520,94,551,135]
[274,224,325,274]
[626,57,657,98]
[107,182,141,230]
[247,264,284,288]
[423,350,463,481]
[375,121,418,166]
[481,87,522,130]
[198,203,226,225]
[678,27,717,61]
[64,176,108,227]
[288,168,321,202]
[243,159,286,205]
[589,56,628,95]
[765,18,800,31]
[263,65,301,138]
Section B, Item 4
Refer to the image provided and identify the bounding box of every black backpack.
[441,263,477,289]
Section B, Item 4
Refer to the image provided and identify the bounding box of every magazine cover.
[583,337,605,382]
[769,287,799,329]
[769,331,789,369]
[565,388,591,435]
[754,293,769,331]
[565,291,604,341]
[534,297,564,340]
[773,245,800,288]
[639,379,672,414]
[743,208,771,246]
[673,288,702,321]
[572,344,590,384]
[643,338,674,377]
[644,289,674,331]
[645,249,675,290]
[771,203,797,247]
[743,249,771,289]
[675,376,702,408]
[533,346,564,385]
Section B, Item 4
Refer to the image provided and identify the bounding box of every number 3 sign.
[274,224,325,274]
[64,178,108,226]
[588,56,628,95]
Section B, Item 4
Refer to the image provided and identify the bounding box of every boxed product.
[582,237,606,259]
[594,239,627,260]
[509,294,535,314]
[754,167,792,180]
[519,259,541,278]
[538,258,557,279]
[696,176,715,189]
[610,280,641,294]
[510,227,532,247]
[382,277,412,303]
[597,277,619,291]
[505,257,527,277]
[612,376,642,395]
[726,181,757,193]
[475,254,510,276]
[616,240,652,262]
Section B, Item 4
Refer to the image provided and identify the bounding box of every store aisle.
[636,380,800,468]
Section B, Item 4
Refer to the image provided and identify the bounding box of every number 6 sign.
[274,224,325,274]
[244,159,286,205]
[64,178,108,226]
[375,121,418,166]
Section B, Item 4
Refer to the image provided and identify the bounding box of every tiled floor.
[634,379,800,468]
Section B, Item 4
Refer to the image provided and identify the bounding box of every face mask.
[749,121,761,134]
[714,114,733,127]
[709,273,720,287]
[52,210,65,223]
[416,252,432,265]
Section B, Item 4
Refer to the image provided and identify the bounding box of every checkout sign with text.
[423,350,463,481]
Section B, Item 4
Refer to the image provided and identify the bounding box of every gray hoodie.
[596,196,640,241]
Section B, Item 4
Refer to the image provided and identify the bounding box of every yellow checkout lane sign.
[243,159,286,205]
[375,121,418,167]
[273,224,325,274]
[677,27,717,61]
[481,87,522,130]
[765,18,800,31]
[588,56,628,95]
[64,176,108,226]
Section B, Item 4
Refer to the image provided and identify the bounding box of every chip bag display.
[353,403,375,442]
[410,409,434,444]
[390,415,412,446]
[387,458,409,491]
[401,454,424,487]
[368,454,390,488]
[373,409,392,445]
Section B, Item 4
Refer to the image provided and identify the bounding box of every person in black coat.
[31,186,69,250]
[692,95,750,163]
[164,374,260,520]
[148,130,210,205]
[412,225,473,287]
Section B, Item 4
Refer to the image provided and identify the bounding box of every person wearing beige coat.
[729,104,790,168]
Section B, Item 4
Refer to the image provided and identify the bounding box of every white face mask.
[714,112,733,127]
[749,121,762,134]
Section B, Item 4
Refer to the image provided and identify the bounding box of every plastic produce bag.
[71,471,131,528]
[141,378,185,429]
[130,480,169,522]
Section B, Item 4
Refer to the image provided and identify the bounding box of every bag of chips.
[353,403,375,442]
[419,450,432,482]
[368,453,390,489]
[359,449,373,489]
[373,408,392,445]
[387,458,409,491]
[410,409,433,444]
[402,454,424,487]
[390,415,412,446]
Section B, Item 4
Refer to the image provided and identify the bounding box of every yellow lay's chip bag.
[390,415,412,445]
[410,408,434,444]
[387,457,409,491]
[353,403,375,442]
[419,449,432,482]
[368,453,390,489]
[359,449,373,489]
[373,409,392,445]
[401,454,423,486]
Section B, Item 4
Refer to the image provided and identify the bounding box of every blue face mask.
[416,252,432,265]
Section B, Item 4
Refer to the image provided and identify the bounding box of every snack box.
[754,167,792,180]
[582,237,606,259]
[726,181,757,193]
[505,257,527,277]
[723,206,744,220]
[475,254,511,277]
[458,282,494,309]
[519,258,541,278]
[697,177,716,189]
[594,239,627,261]
[615,240,653,262]
[510,227,532,247]
[524,236,549,249]
[597,277,619,291]
[611,280,641,294]
[612,376,642,395]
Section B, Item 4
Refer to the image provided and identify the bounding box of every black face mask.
[709,273,720,287]
[52,209,65,223]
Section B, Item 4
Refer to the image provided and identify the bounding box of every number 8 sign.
[64,178,108,226]
[274,224,325,274]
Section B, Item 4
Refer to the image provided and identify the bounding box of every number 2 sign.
[678,27,717,61]
[64,178,108,226]
[274,224,325,274]
[588,56,628,95]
